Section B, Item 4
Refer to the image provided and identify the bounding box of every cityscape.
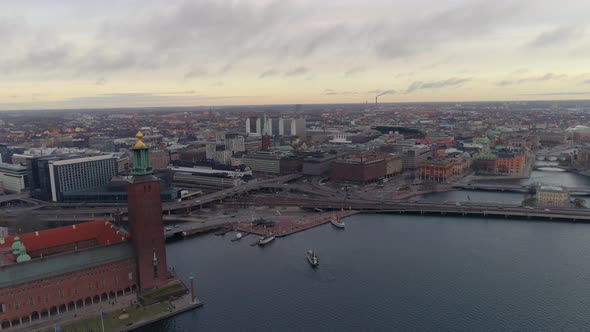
[3,1,590,331]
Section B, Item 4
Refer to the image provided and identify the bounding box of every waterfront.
[411,170,590,204]
[146,213,590,332]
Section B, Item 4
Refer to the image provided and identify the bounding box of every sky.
[1,0,590,110]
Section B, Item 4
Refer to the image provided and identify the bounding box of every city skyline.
[2,0,590,110]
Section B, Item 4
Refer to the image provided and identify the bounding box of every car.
[544,208,551,212]
[174,224,180,228]
[165,227,172,231]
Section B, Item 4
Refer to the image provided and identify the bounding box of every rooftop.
[0,162,27,171]
[0,220,129,266]
[539,185,567,192]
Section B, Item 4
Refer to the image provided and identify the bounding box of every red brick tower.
[127,130,169,291]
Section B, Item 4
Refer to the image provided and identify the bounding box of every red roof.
[0,220,129,254]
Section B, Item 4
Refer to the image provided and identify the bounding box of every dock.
[235,210,359,238]
[230,232,250,242]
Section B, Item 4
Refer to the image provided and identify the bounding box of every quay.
[233,210,358,237]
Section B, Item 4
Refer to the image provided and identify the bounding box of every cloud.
[95,77,107,85]
[344,67,365,77]
[495,73,566,86]
[259,69,279,79]
[582,79,590,84]
[376,89,397,97]
[185,67,208,79]
[520,92,590,96]
[0,91,258,110]
[526,25,585,48]
[284,67,308,77]
[406,77,470,93]
[323,89,358,96]
[374,1,522,58]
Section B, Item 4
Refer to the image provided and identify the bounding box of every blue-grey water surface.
[145,213,590,332]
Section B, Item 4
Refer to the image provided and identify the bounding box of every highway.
[3,172,590,223]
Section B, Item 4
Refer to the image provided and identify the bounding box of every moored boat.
[306,250,319,267]
[330,215,345,228]
[258,234,276,246]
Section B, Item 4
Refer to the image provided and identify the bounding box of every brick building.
[0,131,184,331]
[332,151,389,184]
[495,152,526,176]
[419,158,468,183]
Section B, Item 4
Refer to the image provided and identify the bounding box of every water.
[411,170,590,204]
[478,170,590,188]
[145,214,590,332]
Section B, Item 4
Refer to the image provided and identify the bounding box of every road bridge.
[453,183,590,195]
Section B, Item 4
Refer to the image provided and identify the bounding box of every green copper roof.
[131,130,153,176]
[0,242,134,288]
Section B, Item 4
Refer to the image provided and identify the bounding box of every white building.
[537,185,570,207]
[48,155,117,202]
[0,163,28,193]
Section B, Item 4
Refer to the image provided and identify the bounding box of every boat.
[306,250,319,267]
[258,234,276,246]
[330,215,345,228]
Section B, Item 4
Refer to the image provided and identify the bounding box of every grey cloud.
[323,89,358,96]
[406,77,470,93]
[1,42,73,73]
[344,67,366,77]
[259,69,279,79]
[0,91,255,110]
[375,1,522,59]
[495,73,566,86]
[285,67,308,77]
[526,25,585,48]
[520,92,590,96]
[185,67,208,79]
[376,89,397,97]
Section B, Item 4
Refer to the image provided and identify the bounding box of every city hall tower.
[127,130,169,291]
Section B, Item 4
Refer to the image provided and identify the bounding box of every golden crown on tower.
[133,130,147,149]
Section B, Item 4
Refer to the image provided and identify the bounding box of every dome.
[16,253,31,263]
[11,236,23,255]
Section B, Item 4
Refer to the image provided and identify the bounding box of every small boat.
[306,250,319,267]
[258,234,276,246]
[330,215,345,228]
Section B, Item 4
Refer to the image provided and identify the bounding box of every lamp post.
[189,274,195,304]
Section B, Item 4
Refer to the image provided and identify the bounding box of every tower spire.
[130,130,153,176]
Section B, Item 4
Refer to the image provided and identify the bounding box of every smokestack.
[375,95,378,105]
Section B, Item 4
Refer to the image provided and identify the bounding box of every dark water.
[145,214,590,332]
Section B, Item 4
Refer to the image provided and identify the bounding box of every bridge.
[453,183,590,195]
[0,173,306,218]
[3,172,590,223]
[225,196,590,222]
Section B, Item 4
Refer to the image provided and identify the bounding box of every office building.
[0,163,28,193]
[49,155,117,202]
